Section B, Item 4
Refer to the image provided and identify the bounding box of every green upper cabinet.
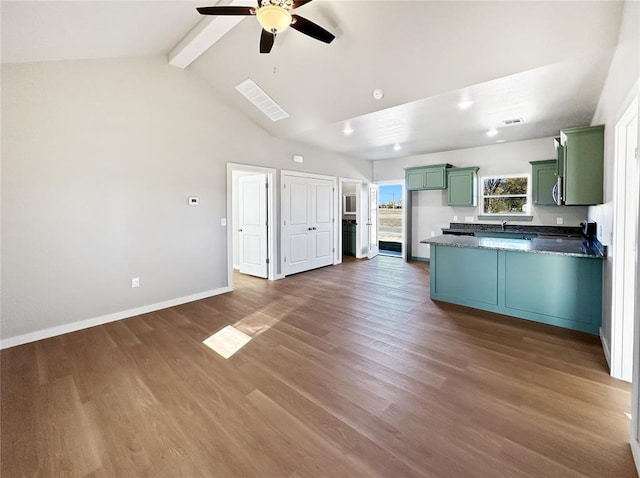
[530,159,558,206]
[447,167,479,207]
[405,164,452,190]
[560,125,605,205]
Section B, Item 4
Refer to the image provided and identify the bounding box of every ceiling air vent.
[502,118,524,126]
[235,78,289,122]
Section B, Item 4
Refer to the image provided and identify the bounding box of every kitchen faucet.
[501,220,507,231]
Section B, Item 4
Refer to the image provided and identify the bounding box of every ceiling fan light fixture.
[256,5,292,34]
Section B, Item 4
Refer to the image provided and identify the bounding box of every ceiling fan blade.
[290,15,335,44]
[196,6,254,16]
[260,30,275,54]
[292,0,313,8]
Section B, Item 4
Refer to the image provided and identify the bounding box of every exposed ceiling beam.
[168,0,249,69]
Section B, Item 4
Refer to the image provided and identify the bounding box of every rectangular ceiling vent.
[235,78,289,122]
[502,118,524,126]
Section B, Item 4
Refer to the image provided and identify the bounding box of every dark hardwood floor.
[1,256,636,477]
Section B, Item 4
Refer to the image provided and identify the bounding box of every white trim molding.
[600,327,612,369]
[0,287,231,350]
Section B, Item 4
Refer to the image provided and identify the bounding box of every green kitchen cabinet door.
[405,164,453,190]
[561,125,604,205]
[405,169,426,190]
[530,159,558,206]
[447,167,479,206]
[431,245,499,306]
[424,167,447,189]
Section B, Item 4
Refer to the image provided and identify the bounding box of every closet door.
[310,178,334,269]
[283,174,335,276]
[283,175,313,275]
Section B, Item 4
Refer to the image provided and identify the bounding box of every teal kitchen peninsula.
[422,235,605,334]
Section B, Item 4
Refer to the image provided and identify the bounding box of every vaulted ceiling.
[1,1,624,160]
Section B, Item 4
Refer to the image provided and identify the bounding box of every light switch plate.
[221,218,227,227]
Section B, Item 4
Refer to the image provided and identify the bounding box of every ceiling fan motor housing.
[260,0,295,8]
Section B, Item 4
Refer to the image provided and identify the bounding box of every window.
[480,175,530,215]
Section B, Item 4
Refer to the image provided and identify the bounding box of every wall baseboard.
[410,256,430,262]
[600,327,611,371]
[0,286,232,350]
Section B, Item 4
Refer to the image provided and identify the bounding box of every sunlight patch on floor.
[203,326,252,359]
[204,293,307,358]
[234,311,282,337]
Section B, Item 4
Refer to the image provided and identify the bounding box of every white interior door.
[368,184,379,259]
[283,173,335,275]
[311,179,334,269]
[283,175,312,275]
[238,174,268,278]
[612,96,639,382]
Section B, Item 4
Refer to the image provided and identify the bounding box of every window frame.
[478,173,532,217]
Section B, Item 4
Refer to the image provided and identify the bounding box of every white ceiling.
[1,1,624,160]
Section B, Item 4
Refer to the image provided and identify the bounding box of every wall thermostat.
[293,155,304,163]
[188,197,199,205]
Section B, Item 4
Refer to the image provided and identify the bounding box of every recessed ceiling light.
[457,99,474,110]
[487,128,498,137]
[496,139,506,143]
[343,125,354,136]
[393,143,402,151]
[372,89,385,100]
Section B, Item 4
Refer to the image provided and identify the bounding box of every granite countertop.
[441,222,584,237]
[421,234,605,259]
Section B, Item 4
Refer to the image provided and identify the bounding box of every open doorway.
[377,182,404,257]
[226,163,276,289]
[339,178,364,261]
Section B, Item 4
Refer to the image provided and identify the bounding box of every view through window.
[481,175,530,215]
[378,184,403,256]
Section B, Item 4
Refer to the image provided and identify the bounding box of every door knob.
[238,229,243,232]
[308,227,313,231]
[312,227,317,230]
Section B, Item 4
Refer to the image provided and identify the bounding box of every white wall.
[1,56,371,345]
[374,137,589,259]
[589,0,639,353]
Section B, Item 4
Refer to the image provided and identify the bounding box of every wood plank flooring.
[1,256,636,477]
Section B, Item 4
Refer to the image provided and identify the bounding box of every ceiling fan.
[196,0,335,54]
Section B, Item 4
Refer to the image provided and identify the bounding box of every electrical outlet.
[465,216,474,222]
[431,231,435,237]
[556,217,564,225]
[131,277,140,288]
[453,216,458,222]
